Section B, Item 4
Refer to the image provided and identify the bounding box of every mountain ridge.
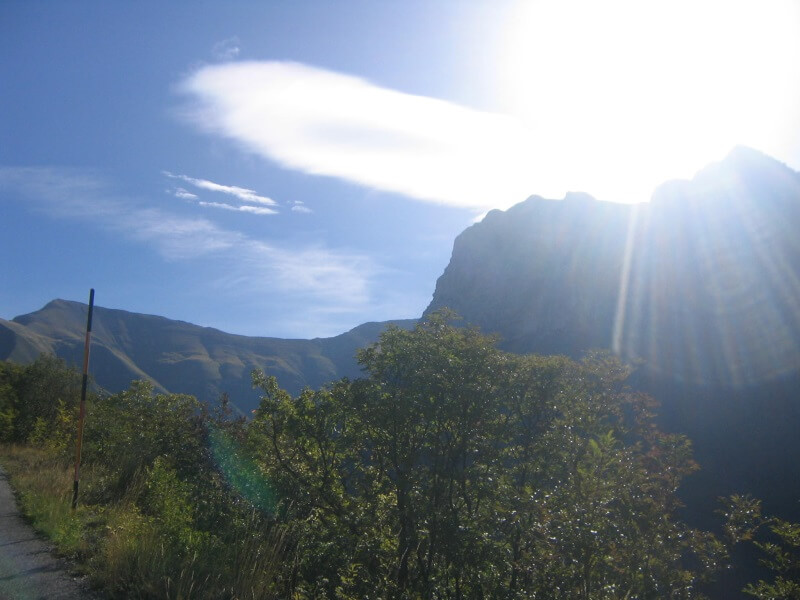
[425,148,800,594]
[0,298,416,410]
[426,145,800,386]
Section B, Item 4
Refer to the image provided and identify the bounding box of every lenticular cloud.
[178,61,539,209]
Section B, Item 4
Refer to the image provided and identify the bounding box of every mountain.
[425,146,800,595]
[425,146,800,496]
[426,190,632,357]
[0,300,415,411]
[427,146,800,386]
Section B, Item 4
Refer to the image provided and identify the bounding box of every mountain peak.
[725,144,779,165]
[650,146,799,205]
[427,147,800,385]
[706,144,797,182]
[563,191,598,204]
[41,298,81,310]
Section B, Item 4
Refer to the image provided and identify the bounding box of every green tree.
[0,355,82,444]
[0,361,23,441]
[722,495,800,599]
[83,380,205,497]
[251,312,724,599]
[248,373,371,597]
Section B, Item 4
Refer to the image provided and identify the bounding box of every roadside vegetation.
[0,356,288,599]
[1,313,797,598]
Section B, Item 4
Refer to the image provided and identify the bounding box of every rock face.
[0,299,415,411]
[427,191,631,357]
[426,148,800,596]
[427,146,800,387]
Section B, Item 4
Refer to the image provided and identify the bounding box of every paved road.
[0,466,101,600]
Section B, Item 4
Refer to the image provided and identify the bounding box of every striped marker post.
[72,288,94,510]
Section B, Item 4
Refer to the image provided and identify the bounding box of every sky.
[2,1,799,338]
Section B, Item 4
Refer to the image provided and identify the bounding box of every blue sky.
[2,1,799,338]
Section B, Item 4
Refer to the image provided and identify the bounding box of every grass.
[0,444,289,599]
[0,444,91,560]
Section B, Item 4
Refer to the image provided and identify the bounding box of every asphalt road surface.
[0,466,101,600]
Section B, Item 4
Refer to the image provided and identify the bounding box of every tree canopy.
[248,312,725,598]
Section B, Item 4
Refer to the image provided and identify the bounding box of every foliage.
[722,495,800,598]
[0,355,82,444]
[0,368,288,599]
[1,312,746,598]
[249,312,725,598]
[0,360,23,441]
[82,381,205,497]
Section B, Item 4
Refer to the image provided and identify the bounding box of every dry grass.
[0,444,89,559]
[0,444,289,599]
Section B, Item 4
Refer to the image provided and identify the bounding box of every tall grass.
[0,444,289,599]
[95,504,290,599]
[0,445,89,558]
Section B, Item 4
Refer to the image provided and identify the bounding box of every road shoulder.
[0,466,101,600]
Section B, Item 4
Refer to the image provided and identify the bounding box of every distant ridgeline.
[2,146,799,592]
[0,300,416,411]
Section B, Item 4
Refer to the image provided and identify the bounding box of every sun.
[495,0,800,203]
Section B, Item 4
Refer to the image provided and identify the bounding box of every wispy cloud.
[212,37,241,61]
[239,205,278,216]
[291,200,312,214]
[173,187,199,200]
[163,171,276,206]
[197,200,238,211]
[194,200,277,216]
[0,167,370,305]
[177,61,543,210]
[169,185,278,216]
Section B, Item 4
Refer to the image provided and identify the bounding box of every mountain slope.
[425,147,800,595]
[427,146,800,386]
[427,191,631,357]
[0,300,415,411]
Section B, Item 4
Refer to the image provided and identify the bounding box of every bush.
[83,381,205,498]
[249,313,726,598]
[0,355,81,444]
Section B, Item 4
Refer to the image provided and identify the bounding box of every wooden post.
[72,289,94,510]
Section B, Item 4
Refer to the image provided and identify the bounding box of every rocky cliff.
[425,147,800,595]
[427,146,800,387]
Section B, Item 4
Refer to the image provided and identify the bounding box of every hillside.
[424,146,800,595]
[427,146,800,386]
[0,300,415,411]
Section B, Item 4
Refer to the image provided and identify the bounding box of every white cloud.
[177,19,800,207]
[198,200,238,211]
[168,179,277,216]
[173,187,199,200]
[291,200,312,214]
[0,167,369,304]
[238,204,278,216]
[177,61,540,210]
[241,242,371,303]
[129,208,239,259]
[196,200,276,215]
[212,37,241,61]
[163,171,276,205]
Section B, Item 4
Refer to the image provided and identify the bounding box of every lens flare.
[208,426,278,515]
